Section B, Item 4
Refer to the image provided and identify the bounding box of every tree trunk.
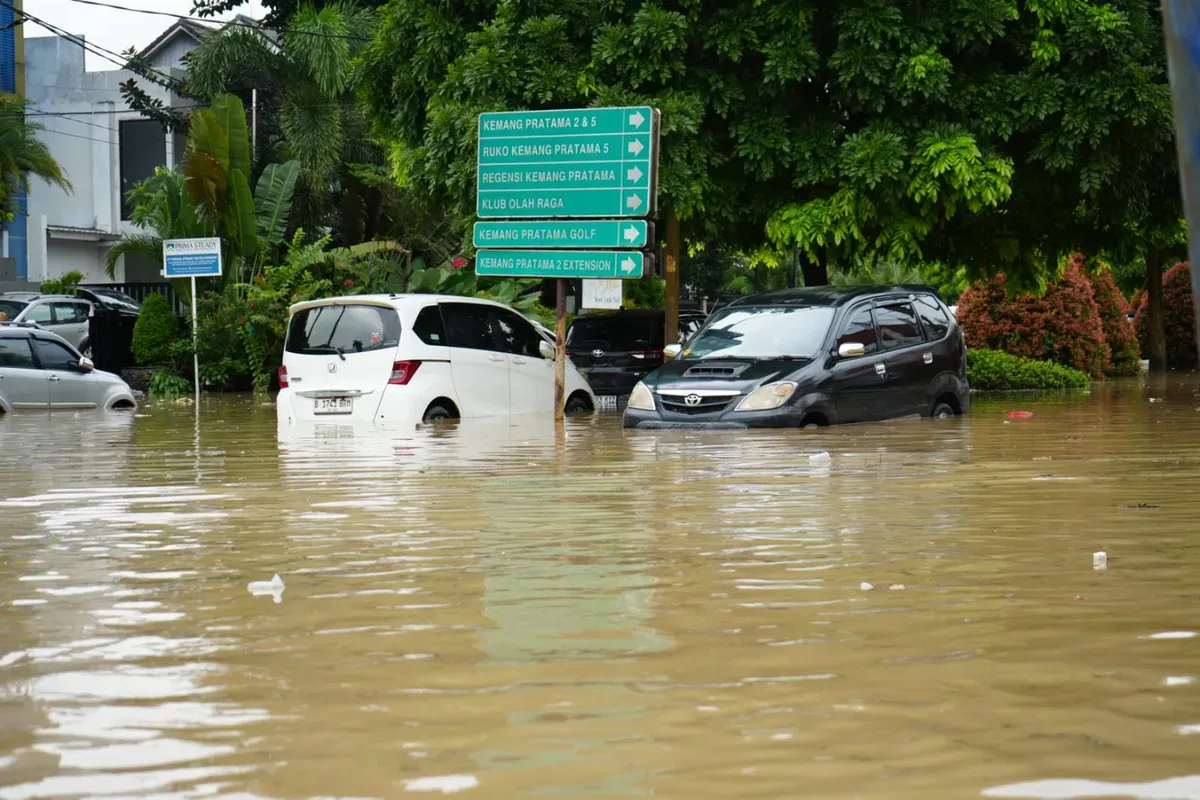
[801,259,828,287]
[1146,245,1167,372]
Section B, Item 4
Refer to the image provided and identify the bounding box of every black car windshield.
[0,300,27,320]
[95,290,140,305]
[683,305,835,359]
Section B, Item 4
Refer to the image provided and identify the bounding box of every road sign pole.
[664,207,680,351]
[190,275,200,409]
[554,278,567,423]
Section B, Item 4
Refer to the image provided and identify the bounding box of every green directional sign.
[476,106,658,219]
[473,220,650,249]
[476,249,647,280]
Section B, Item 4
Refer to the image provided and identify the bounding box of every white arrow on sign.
[626,166,644,183]
[627,139,644,156]
[629,110,646,129]
[625,194,642,210]
[623,225,641,243]
[620,257,638,275]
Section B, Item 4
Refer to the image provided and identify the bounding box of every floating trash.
[248,574,285,603]
[860,582,874,591]
[1093,551,1107,571]
[1006,411,1034,419]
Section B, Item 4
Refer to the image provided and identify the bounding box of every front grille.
[660,395,737,415]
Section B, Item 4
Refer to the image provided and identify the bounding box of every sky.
[28,0,266,72]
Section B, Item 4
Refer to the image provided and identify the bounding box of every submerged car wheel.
[932,402,956,419]
[422,403,457,423]
[565,394,592,414]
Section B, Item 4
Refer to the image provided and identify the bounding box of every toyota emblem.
[327,362,337,374]
[592,349,604,359]
[684,394,702,407]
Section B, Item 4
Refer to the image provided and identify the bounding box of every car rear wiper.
[307,345,347,360]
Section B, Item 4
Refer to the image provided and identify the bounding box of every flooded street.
[4,378,1200,799]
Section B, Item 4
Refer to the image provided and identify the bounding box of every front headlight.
[734,382,797,412]
[627,382,656,411]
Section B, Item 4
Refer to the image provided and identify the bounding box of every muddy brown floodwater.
[3,376,1200,799]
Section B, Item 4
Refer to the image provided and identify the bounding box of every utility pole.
[251,88,258,161]
[664,207,680,347]
[1161,2,1200,361]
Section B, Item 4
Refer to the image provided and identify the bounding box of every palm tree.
[0,94,72,222]
[183,2,381,241]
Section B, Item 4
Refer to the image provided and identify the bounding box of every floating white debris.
[1094,551,1107,571]
[248,574,284,603]
[859,582,874,591]
[889,584,906,591]
[404,775,479,794]
[1145,631,1197,640]
[809,452,831,464]
[1165,676,1195,687]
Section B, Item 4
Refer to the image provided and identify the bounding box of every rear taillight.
[389,360,421,385]
[629,350,663,361]
[278,365,289,389]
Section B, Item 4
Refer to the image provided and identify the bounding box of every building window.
[119,119,167,220]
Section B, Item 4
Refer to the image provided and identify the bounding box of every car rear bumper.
[575,366,651,396]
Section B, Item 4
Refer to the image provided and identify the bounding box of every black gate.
[88,307,139,374]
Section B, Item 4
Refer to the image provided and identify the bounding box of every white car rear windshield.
[286,304,401,356]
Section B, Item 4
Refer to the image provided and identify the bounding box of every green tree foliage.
[358,0,1177,286]
[184,3,382,240]
[107,95,301,285]
[132,294,181,366]
[40,271,85,296]
[0,95,71,223]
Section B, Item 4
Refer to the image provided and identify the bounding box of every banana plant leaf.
[227,169,259,258]
[210,94,250,177]
[254,160,299,247]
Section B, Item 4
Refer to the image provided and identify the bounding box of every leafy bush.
[957,260,1108,377]
[1134,262,1197,369]
[41,270,85,295]
[967,349,1091,390]
[131,293,180,366]
[1085,264,1139,376]
[148,370,192,397]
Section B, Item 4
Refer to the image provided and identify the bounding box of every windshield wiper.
[307,345,347,361]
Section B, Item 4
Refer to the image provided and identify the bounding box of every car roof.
[288,293,523,315]
[0,324,75,344]
[727,285,940,308]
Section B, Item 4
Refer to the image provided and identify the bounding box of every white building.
[23,21,206,285]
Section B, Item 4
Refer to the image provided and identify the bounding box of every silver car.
[0,326,137,413]
[1,295,94,353]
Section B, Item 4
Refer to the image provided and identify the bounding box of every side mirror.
[538,340,555,359]
[663,343,682,359]
[837,342,866,359]
[75,356,95,373]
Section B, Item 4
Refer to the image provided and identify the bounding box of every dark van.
[567,308,706,397]
[622,286,968,429]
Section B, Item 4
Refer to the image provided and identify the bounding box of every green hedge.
[132,293,180,366]
[967,348,1091,391]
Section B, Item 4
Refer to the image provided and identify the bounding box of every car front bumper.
[622,404,813,430]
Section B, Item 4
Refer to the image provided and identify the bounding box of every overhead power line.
[66,0,371,42]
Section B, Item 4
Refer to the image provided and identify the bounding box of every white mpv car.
[276,294,596,429]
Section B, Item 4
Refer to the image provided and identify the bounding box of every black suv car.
[623,286,968,429]
[567,308,706,396]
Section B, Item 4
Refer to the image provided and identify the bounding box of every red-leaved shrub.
[1085,265,1139,376]
[1134,262,1197,369]
[957,260,1109,377]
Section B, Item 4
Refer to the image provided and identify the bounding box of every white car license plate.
[595,395,619,411]
[313,397,353,415]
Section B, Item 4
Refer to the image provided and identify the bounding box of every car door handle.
[511,357,526,365]
[488,353,506,363]
[923,352,933,364]
[48,375,61,382]
[874,363,887,378]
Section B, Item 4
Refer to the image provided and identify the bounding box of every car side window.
[52,302,88,324]
[441,303,498,351]
[0,338,35,368]
[875,302,924,350]
[837,306,879,355]
[33,339,78,370]
[412,305,448,346]
[915,295,950,341]
[24,303,53,324]
[492,309,544,358]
